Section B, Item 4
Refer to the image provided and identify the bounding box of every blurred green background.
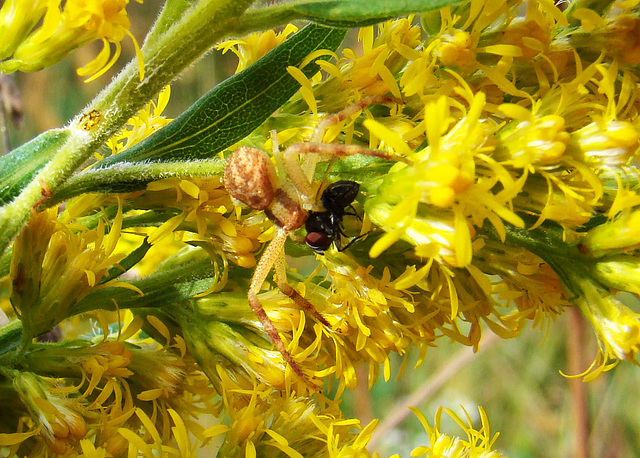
[4,4,640,457]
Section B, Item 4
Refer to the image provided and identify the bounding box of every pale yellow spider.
[223,96,402,381]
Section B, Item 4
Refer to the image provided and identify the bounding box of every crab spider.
[223,96,403,381]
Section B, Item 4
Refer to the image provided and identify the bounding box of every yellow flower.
[572,119,639,166]
[581,209,640,256]
[0,0,50,60]
[104,85,172,158]
[315,17,420,104]
[211,384,375,457]
[497,109,570,169]
[592,256,640,297]
[0,0,144,81]
[476,240,570,331]
[366,93,524,268]
[82,340,134,381]
[609,15,640,65]
[217,24,299,73]
[568,272,640,380]
[401,0,542,98]
[305,252,420,388]
[433,30,476,67]
[116,407,199,457]
[501,17,552,61]
[410,406,507,457]
[576,10,640,65]
[10,204,129,342]
[1,313,220,454]
[134,176,262,268]
[175,293,303,390]
[562,63,640,167]
[10,372,88,455]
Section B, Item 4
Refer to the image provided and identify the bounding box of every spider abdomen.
[224,147,277,210]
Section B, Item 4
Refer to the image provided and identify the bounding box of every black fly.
[305,180,363,254]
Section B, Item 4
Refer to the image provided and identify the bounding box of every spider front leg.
[297,95,402,183]
[284,142,404,210]
[246,226,308,379]
[283,97,407,209]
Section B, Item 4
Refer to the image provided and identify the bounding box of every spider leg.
[248,227,305,379]
[284,142,401,208]
[301,97,398,183]
[290,97,406,207]
[274,250,331,328]
[311,95,401,143]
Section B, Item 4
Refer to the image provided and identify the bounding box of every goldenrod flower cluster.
[0,0,144,81]
[2,0,640,455]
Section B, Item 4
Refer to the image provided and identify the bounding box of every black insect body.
[305,180,363,254]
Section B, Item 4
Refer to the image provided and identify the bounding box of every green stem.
[486,219,587,298]
[49,159,225,206]
[69,250,227,316]
[0,0,255,256]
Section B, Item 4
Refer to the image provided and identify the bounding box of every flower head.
[566,270,640,380]
[0,0,144,81]
[10,205,128,342]
[8,371,88,455]
[209,383,376,457]
[0,314,218,455]
[217,24,299,73]
[366,92,524,268]
[410,406,506,458]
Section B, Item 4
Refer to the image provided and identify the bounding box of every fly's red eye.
[306,232,331,252]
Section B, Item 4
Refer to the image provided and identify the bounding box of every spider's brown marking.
[223,96,406,384]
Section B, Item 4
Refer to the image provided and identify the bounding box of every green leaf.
[0,129,69,206]
[96,23,346,167]
[0,321,21,359]
[233,0,466,31]
[100,238,153,285]
[289,0,466,26]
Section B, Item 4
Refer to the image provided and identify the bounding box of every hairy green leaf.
[50,159,225,205]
